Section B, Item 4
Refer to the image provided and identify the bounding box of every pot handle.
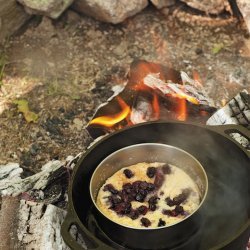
[206,124,250,158]
[61,211,105,250]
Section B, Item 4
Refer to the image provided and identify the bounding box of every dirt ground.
[0,6,249,172]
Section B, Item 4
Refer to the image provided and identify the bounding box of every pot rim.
[90,142,208,230]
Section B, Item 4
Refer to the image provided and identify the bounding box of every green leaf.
[13,99,39,123]
[212,43,224,54]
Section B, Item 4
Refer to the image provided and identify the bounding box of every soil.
[0,6,249,172]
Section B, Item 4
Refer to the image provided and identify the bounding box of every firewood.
[207,90,250,149]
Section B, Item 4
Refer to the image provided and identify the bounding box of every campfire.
[87,60,216,138]
[0,0,250,249]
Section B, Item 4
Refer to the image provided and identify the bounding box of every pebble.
[73,118,83,131]
[29,143,40,156]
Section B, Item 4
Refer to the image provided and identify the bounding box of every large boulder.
[0,0,31,43]
[17,0,74,19]
[236,0,250,33]
[150,0,176,9]
[179,0,230,15]
[72,0,148,24]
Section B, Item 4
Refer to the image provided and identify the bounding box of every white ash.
[0,159,68,196]
[17,200,70,249]
[130,96,156,124]
[0,163,23,181]
[70,225,87,249]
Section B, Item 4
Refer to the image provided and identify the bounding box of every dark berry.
[113,202,131,214]
[149,203,157,211]
[103,184,118,194]
[139,189,147,196]
[129,209,140,220]
[162,209,177,217]
[146,183,155,191]
[141,217,151,227]
[137,205,148,215]
[162,164,171,174]
[147,167,156,178]
[172,189,190,205]
[132,181,141,192]
[154,170,165,188]
[123,183,132,194]
[158,218,166,227]
[174,205,184,215]
[123,169,134,178]
[135,193,145,202]
[148,196,159,211]
[109,195,122,205]
[148,196,159,204]
[140,181,148,190]
[165,197,175,207]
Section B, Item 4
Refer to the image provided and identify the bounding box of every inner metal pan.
[90,143,208,230]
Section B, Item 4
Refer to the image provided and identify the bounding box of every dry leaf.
[13,99,39,123]
[212,43,224,54]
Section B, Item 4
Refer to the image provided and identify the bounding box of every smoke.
[157,123,249,248]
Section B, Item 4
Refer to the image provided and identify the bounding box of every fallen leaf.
[212,43,224,54]
[13,99,39,123]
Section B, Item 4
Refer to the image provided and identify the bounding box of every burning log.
[143,73,213,106]
[207,90,250,149]
[86,60,216,138]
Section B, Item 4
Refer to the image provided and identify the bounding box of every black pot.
[61,122,250,250]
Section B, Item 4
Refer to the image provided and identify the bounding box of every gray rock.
[0,0,31,43]
[150,0,176,9]
[236,0,250,33]
[17,0,74,19]
[72,0,148,24]
[180,0,229,15]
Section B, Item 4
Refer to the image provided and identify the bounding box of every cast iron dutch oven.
[61,121,250,250]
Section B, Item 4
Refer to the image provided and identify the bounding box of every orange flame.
[170,92,199,105]
[192,70,203,87]
[177,98,187,121]
[152,93,160,119]
[89,97,130,127]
